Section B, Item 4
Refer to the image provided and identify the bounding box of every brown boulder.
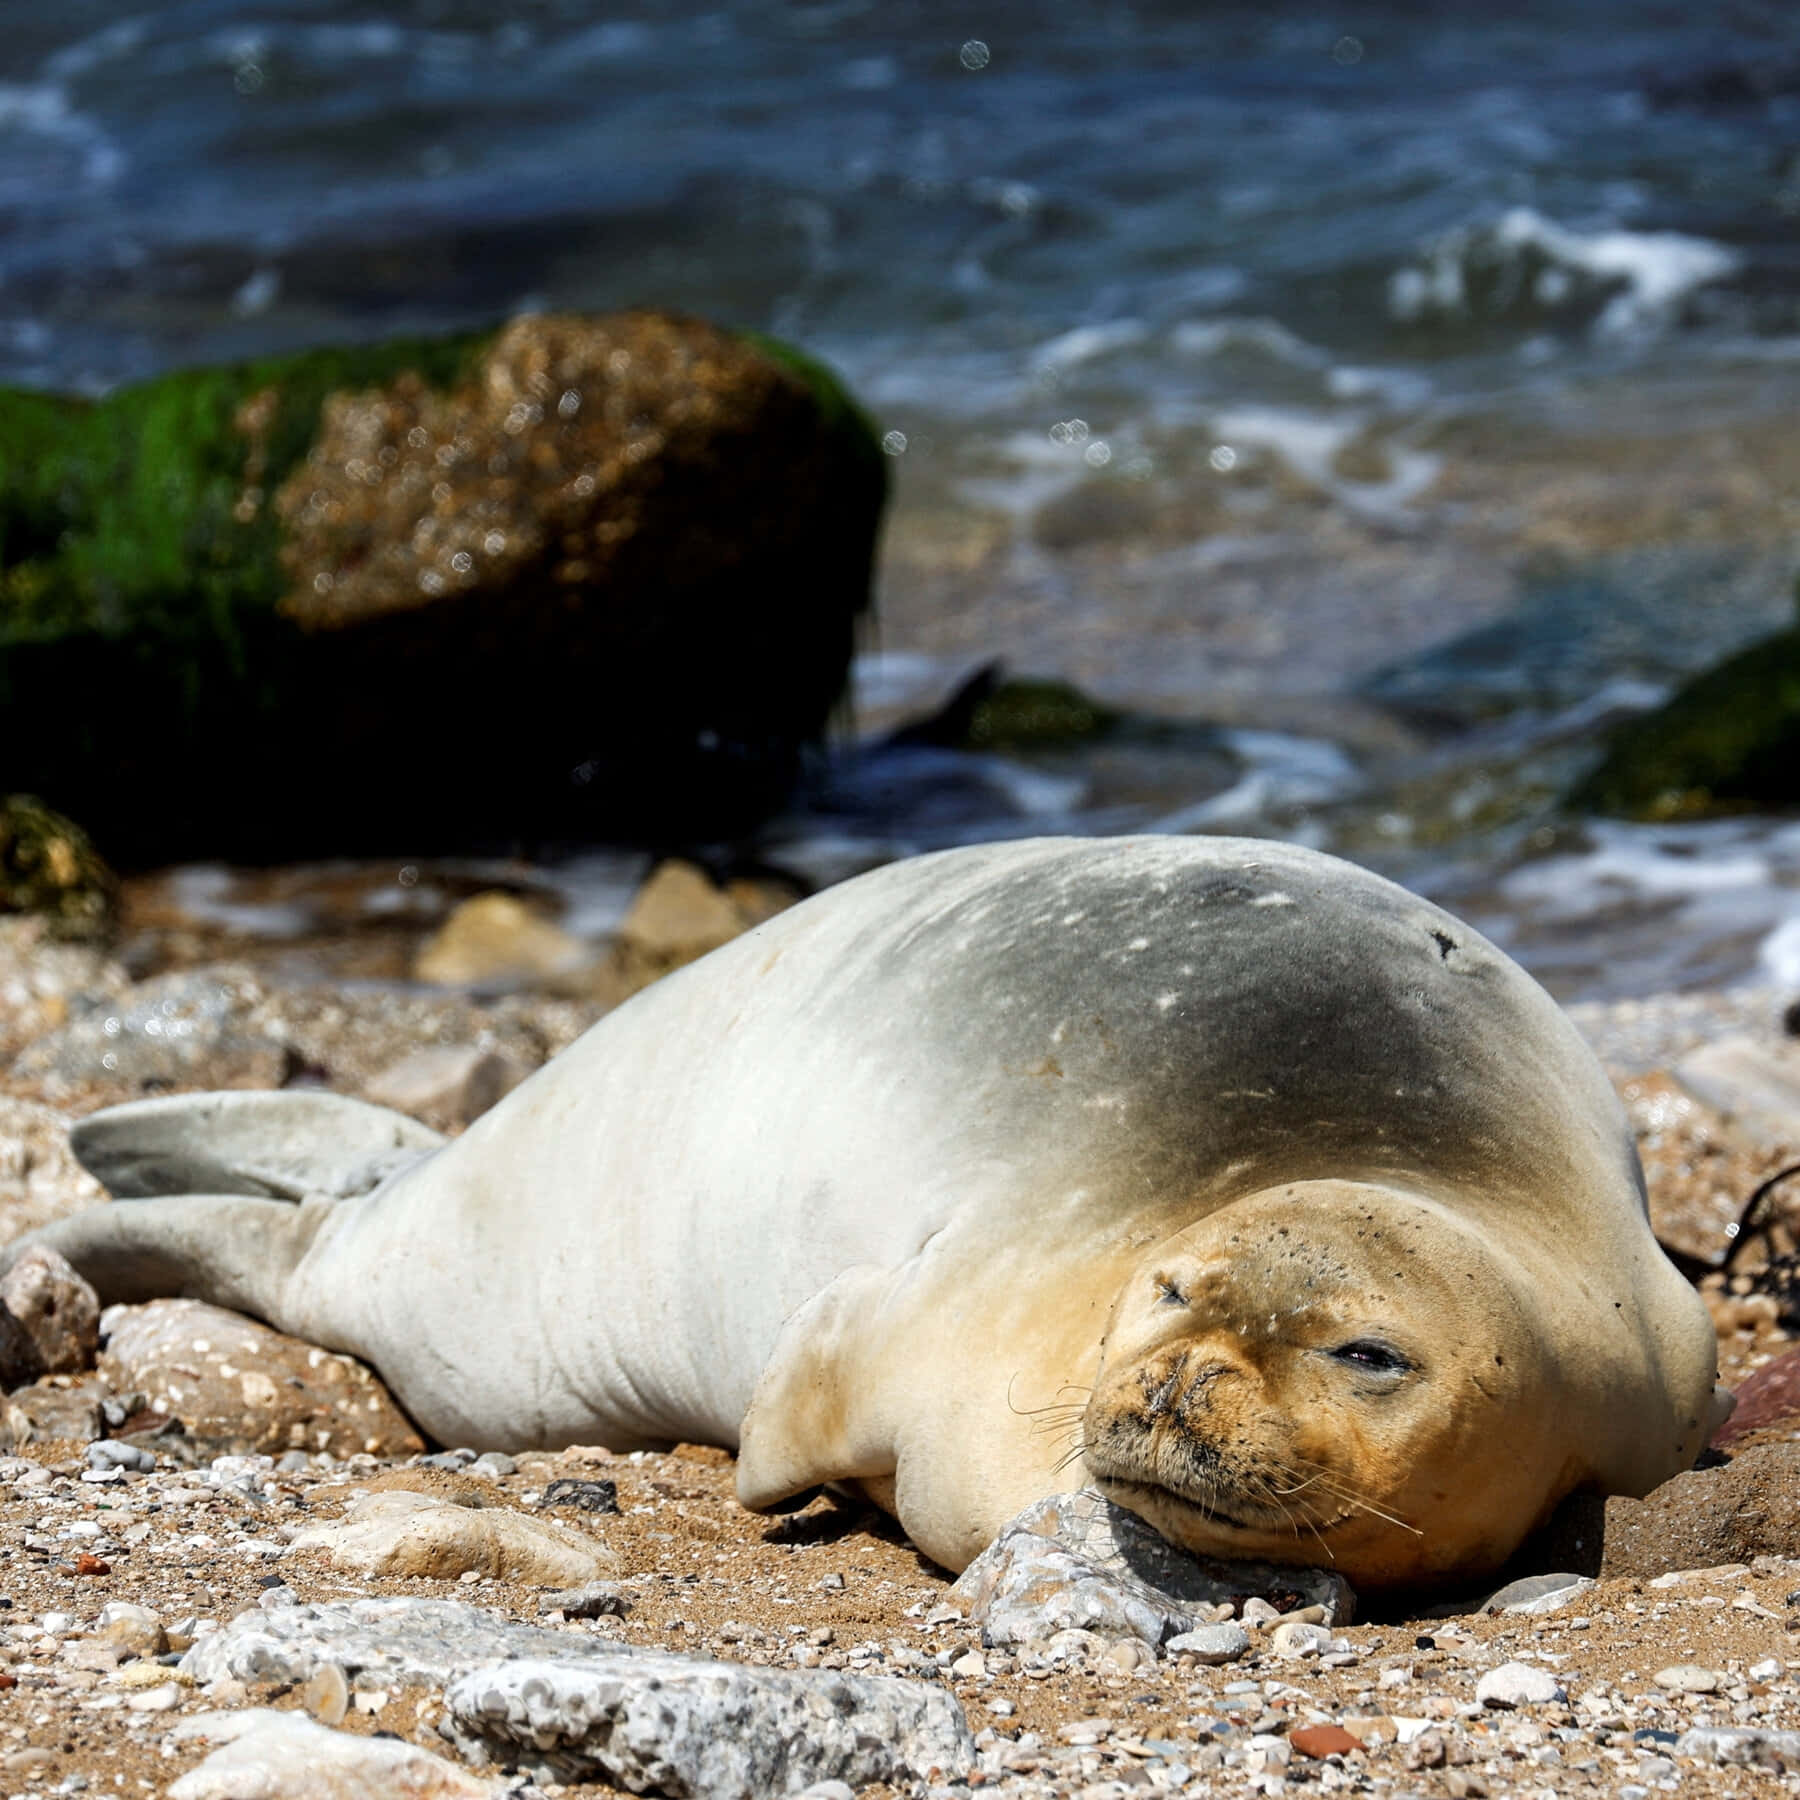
[1715,1346,1800,1451]
[99,1298,422,1459]
[1521,1444,1800,1579]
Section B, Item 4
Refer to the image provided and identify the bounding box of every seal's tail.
[2,1089,446,1322]
[7,1191,332,1318]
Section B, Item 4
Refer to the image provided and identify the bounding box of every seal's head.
[1082,1181,1582,1591]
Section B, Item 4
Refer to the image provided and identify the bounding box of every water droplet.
[881,430,908,456]
[397,866,419,888]
[1083,441,1112,468]
[959,39,991,71]
[558,389,582,419]
[1331,36,1363,65]
[1209,444,1238,472]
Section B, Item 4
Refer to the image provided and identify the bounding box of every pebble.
[86,1437,154,1473]
[300,1661,350,1726]
[1654,1663,1722,1693]
[1475,1662,1565,1708]
[1269,1620,1334,1659]
[1166,1623,1250,1665]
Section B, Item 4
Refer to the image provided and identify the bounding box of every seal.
[12,836,1722,1587]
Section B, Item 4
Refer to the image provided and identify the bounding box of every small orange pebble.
[73,1554,110,1577]
[1290,1724,1361,1760]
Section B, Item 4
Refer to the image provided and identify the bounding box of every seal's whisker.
[1298,1469,1423,1537]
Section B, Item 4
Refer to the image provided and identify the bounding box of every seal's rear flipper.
[71,1091,443,1201]
[2,1192,331,1320]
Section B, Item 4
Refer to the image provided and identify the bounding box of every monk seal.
[10,836,1721,1587]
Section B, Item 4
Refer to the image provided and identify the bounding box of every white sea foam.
[1171,317,1330,370]
[1147,730,1358,833]
[1205,405,1441,517]
[168,867,314,940]
[1031,320,1148,375]
[1389,206,1739,339]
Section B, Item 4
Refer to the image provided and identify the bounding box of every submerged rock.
[951,1487,1355,1649]
[1573,585,1800,819]
[0,312,884,862]
[0,796,116,940]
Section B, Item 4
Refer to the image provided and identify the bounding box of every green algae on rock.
[0,314,884,863]
[1572,582,1800,820]
[0,797,116,940]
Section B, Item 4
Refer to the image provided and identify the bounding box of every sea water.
[6,2,1800,1001]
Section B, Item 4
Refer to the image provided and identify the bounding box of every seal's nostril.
[1144,1367,1182,1418]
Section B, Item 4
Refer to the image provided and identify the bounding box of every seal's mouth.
[1088,1467,1354,1538]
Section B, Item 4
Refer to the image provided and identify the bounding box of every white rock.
[1655,1664,1721,1694]
[166,1708,495,1799]
[1476,1662,1564,1708]
[1270,1620,1333,1659]
[126,1682,183,1712]
[1166,1623,1251,1665]
[445,1650,975,1796]
[1677,1727,1800,1767]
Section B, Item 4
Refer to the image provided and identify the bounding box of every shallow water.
[9,3,1800,1001]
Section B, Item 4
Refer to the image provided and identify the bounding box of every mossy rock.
[0,796,116,939]
[0,313,885,863]
[1572,600,1800,819]
[889,665,1120,752]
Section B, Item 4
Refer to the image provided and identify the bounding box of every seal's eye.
[1155,1277,1188,1306]
[1330,1339,1412,1376]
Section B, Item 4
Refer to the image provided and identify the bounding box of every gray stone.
[540,1582,631,1619]
[86,1437,155,1473]
[180,1596,633,1691]
[364,1044,529,1128]
[166,1708,495,1800]
[1677,1728,1800,1768]
[1164,1623,1251,1665]
[0,1244,99,1375]
[950,1488,1355,1649]
[1475,1662,1565,1708]
[1474,1572,1595,1616]
[445,1650,975,1796]
[1672,1037,1800,1149]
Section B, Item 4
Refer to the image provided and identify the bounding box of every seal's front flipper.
[71,1091,443,1201]
[737,1264,901,1515]
[3,1193,331,1322]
